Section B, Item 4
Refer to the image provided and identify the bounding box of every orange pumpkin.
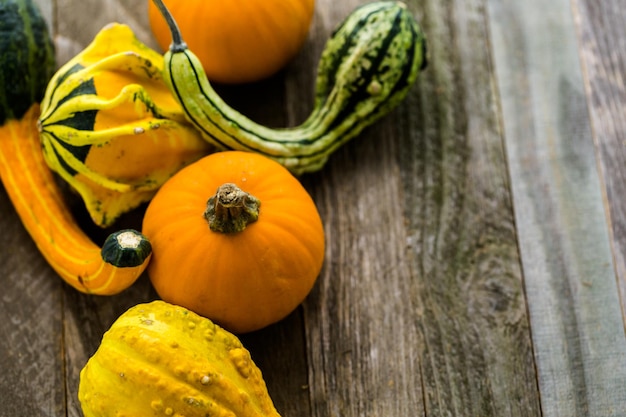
[147,0,315,84]
[142,151,325,333]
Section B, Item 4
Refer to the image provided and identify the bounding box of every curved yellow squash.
[0,105,151,295]
[79,300,282,417]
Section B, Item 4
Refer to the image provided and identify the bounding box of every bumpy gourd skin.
[79,300,282,417]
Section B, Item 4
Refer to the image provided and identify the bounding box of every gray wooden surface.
[1,0,625,416]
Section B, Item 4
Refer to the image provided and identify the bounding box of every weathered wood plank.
[402,0,540,415]
[52,0,158,65]
[572,0,626,322]
[0,188,65,416]
[301,2,428,414]
[487,0,626,415]
[303,0,540,416]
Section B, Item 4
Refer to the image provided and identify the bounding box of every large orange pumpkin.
[141,151,325,333]
[147,0,316,84]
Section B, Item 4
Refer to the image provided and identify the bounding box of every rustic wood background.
[2,0,626,415]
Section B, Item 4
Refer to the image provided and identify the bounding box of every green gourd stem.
[204,183,261,233]
[151,0,186,51]
[101,230,152,267]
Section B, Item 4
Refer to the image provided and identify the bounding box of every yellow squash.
[38,23,212,228]
[79,300,282,417]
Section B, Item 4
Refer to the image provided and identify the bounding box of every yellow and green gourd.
[37,23,212,228]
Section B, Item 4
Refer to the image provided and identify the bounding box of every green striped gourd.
[151,0,428,174]
[0,0,55,125]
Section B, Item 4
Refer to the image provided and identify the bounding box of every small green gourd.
[151,0,428,174]
[0,0,55,124]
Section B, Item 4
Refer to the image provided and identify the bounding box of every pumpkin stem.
[204,183,260,233]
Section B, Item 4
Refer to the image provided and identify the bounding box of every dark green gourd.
[151,0,428,174]
[0,0,55,124]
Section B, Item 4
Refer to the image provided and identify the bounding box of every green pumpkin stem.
[204,183,260,233]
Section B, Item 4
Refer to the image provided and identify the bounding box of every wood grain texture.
[0,188,65,416]
[284,1,410,415]
[303,1,427,415]
[302,0,539,416]
[52,0,158,65]
[2,0,626,416]
[572,0,626,322]
[487,0,626,415]
[400,0,540,414]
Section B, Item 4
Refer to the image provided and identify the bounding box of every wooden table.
[2,0,626,415]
